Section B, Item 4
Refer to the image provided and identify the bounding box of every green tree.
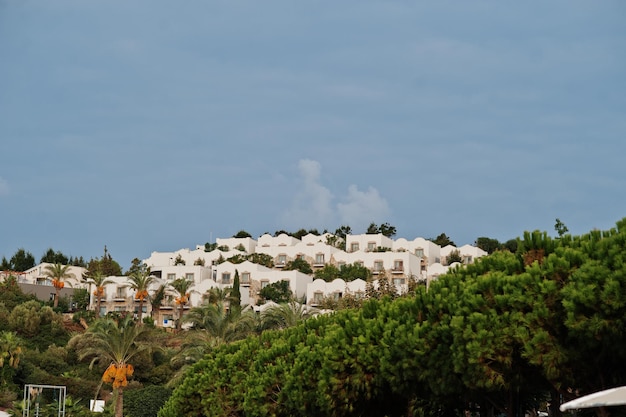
[446,249,463,265]
[124,385,172,417]
[338,263,372,282]
[233,230,252,238]
[40,248,69,265]
[72,288,90,311]
[259,281,292,304]
[128,267,157,325]
[169,278,194,332]
[72,316,154,417]
[314,264,340,282]
[246,253,274,268]
[43,263,75,309]
[366,222,379,234]
[205,287,231,305]
[9,248,35,271]
[0,275,36,310]
[475,237,502,254]
[231,270,241,307]
[430,233,455,247]
[125,257,144,276]
[85,269,112,319]
[184,302,254,346]
[173,254,185,266]
[148,284,167,320]
[170,302,256,383]
[0,257,10,270]
[87,246,122,277]
[0,331,24,387]
[379,222,397,238]
[554,218,569,237]
[283,257,313,274]
[261,301,314,330]
[330,225,352,250]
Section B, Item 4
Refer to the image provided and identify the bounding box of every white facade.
[21,263,88,288]
[81,231,489,325]
[307,278,367,306]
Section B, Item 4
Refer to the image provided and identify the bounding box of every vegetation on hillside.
[2,218,626,416]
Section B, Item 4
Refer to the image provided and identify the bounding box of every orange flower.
[135,290,148,301]
[102,364,117,383]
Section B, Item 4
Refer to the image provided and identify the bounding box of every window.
[332,292,343,300]
[185,273,194,281]
[393,278,406,286]
[367,242,376,251]
[261,280,269,289]
[415,248,424,257]
[241,272,250,284]
[222,273,231,285]
[296,253,304,260]
[393,260,404,271]
[167,273,176,280]
[116,287,126,299]
[373,261,384,273]
[315,253,325,265]
[337,261,346,269]
[212,270,217,280]
[354,261,364,267]
[350,242,359,252]
[355,291,364,300]
[313,292,324,304]
[114,306,125,312]
[277,254,287,266]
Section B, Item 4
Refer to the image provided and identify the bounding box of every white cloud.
[282,160,390,232]
[337,185,389,230]
[281,159,334,229]
[0,177,9,196]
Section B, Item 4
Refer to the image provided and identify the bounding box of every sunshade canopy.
[560,386,626,411]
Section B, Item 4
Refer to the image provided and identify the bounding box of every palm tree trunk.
[137,299,144,325]
[54,288,60,308]
[177,304,184,331]
[115,388,124,417]
[95,296,101,319]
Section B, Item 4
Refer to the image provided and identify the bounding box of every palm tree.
[169,302,255,386]
[43,263,75,308]
[73,316,153,417]
[261,300,316,330]
[148,284,167,320]
[169,277,194,332]
[184,301,254,345]
[0,331,24,385]
[205,287,231,305]
[128,270,157,324]
[85,269,112,319]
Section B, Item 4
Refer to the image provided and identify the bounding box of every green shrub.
[125,385,172,417]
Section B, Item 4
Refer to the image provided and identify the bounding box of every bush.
[125,385,172,417]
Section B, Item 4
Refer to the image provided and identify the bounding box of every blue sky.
[1,1,625,270]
